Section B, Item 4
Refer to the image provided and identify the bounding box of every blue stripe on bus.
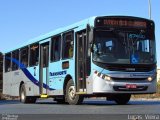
[5,57,55,90]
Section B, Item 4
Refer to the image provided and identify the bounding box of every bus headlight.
[147,77,152,82]
[105,76,111,81]
[94,70,111,81]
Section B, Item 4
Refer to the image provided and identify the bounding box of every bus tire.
[20,84,36,103]
[65,80,84,105]
[113,94,131,105]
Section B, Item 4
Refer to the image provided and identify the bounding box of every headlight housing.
[94,70,111,81]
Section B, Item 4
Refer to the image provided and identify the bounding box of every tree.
[0,52,2,70]
[0,52,3,91]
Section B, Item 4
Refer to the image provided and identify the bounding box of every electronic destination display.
[95,17,150,28]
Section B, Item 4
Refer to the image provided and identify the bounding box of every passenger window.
[62,32,74,59]
[20,47,28,67]
[5,53,11,72]
[136,40,149,53]
[51,35,61,62]
[29,43,39,66]
[12,50,19,71]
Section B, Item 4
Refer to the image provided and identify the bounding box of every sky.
[0,0,159,66]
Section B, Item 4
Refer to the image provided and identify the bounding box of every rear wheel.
[113,94,131,105]
[65,80,84,105]
[20,84,36,103]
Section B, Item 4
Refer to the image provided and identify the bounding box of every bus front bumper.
[92,75,156,94]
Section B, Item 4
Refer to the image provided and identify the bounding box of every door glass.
[78,36,83,80]
[43,45,49,68]
[77,32,87,91]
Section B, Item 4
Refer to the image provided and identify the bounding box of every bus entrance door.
[76,31,87,93]
[39,42,49,96]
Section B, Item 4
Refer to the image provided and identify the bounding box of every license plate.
[126,84,137,89]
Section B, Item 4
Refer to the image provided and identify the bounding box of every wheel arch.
[19,81,24,94]
[63,74,74,94]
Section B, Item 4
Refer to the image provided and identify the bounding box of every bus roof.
[3,15,153,54]
[4,16,96,53]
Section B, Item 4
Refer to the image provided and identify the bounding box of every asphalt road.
[0,98,160,120]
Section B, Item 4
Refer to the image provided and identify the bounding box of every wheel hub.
[21,91,25,100]
[68,86,76,100]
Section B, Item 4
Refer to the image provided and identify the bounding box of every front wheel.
[65,80,84,105]
[113,94,131,105]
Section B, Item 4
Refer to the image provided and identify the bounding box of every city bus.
[3,16,156,105]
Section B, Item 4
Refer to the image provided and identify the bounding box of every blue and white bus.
[3,16,156,105]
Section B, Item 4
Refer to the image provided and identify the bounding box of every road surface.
[0,98,160,120]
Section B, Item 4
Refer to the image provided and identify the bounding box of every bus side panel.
[48,59,75,96]
[3,69,38,97]
[10,70,22,96]
[3,72,13,96]
[26,67,40,96]
[3,70,22,97]
[48,61,65,96]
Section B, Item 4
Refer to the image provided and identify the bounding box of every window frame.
[20,46,29,68]
[62,31,74,60]
[29,43,39,67]
[11,49,20,71]
[5,53,12,72]
[50,34,62,62]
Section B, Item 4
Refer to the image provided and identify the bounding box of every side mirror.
[90,45,94,53]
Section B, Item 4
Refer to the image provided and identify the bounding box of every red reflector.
[79,78,83,81]
[126,84,137,89]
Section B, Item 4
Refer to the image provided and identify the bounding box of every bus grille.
[111,77,146,81]
[113,86,148,91]
[105,65,155,72]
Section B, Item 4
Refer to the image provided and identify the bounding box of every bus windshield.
[93,29,156,64]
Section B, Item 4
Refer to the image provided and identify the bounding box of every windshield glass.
[93,30,156,64]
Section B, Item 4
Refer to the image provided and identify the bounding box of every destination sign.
[95,17,148,28]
